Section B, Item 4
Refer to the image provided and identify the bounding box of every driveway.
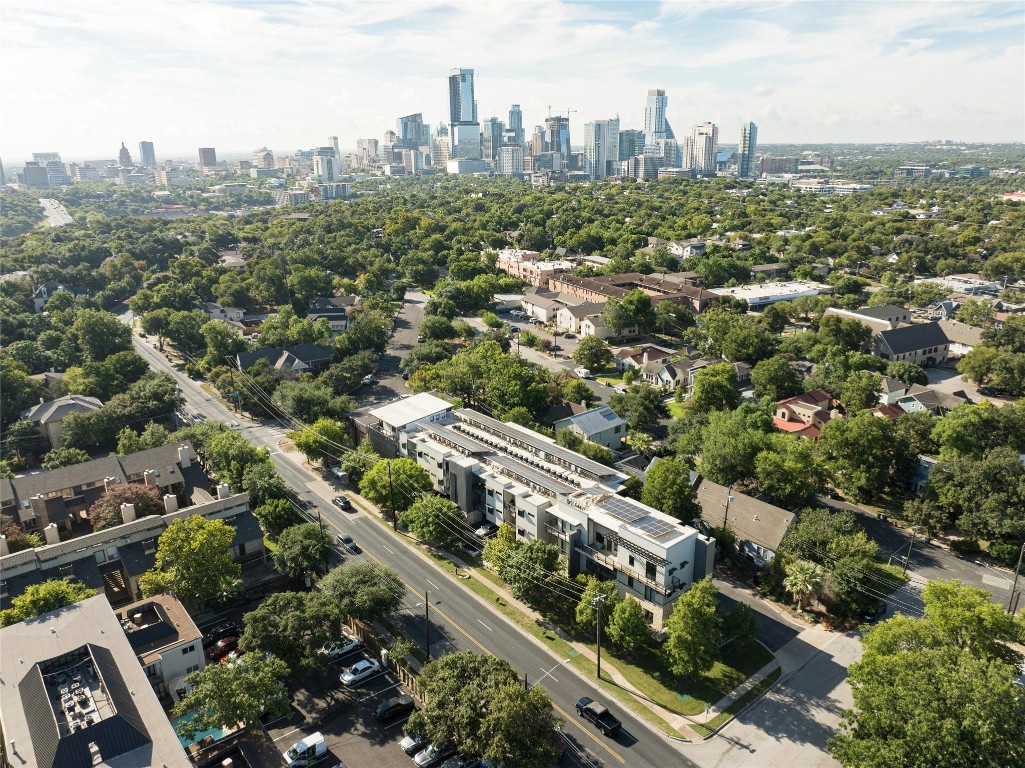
[925,364,1013,405]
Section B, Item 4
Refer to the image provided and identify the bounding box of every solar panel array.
[598,496,647,524]
[636,518,679,539]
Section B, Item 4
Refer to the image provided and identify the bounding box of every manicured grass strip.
[263,535,277,553]
[691,667,782,737]
[667,401,687,418]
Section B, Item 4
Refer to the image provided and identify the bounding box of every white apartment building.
[499,145,524,177]
[397,406,714,629]
[116,593,205,702]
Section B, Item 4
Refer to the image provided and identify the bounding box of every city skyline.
[1,0,1022,161]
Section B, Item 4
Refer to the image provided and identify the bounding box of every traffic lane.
[327,512,698,768]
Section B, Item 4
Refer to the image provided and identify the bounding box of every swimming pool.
[172,711,230,749]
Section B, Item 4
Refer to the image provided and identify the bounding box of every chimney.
[216,483,230,500]
[0,534,9,556]
[103,476,120,492]
[120,503,136,523]
[144,469,157,487]
[43,523,60,545]
[581,400,588,408]
[39,397,45,404]
[163,494,178,514]
[177,445,191,468]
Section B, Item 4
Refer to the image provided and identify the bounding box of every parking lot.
[265,644,417,768]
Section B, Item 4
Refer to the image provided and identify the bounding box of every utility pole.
[723,485,734,529]
[524,673,528,691]
[593,593,606,680]
[902,530,917,577]
[228,369,240,414]
[1007,542,1025,614]
[388,461,397,531]
[424,590,430,657]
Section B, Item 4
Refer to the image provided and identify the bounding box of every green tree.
[575,576,622,633]
[609,384,669,431]
[600,297,635,335]
[723,602,761,649]
[164,309,207,353]
[63,362,125,400]
[41,446,91,469]
[272,380,352,423]
[840,370,881,413]
[88,482,165,532]
[754,434,824,509]
[885,360,927,387]
[240,591,342,675]
[200,320,246,370]
[483,523,519,570]
[320,560,404,623]
[406,652,521,754]
[0,579,97,627]
[0,513,43,553]
[572,335,614,372]
[399,495,464,543]
[476,684,562,768]
[288,418,349,465]
[780,506,859,563]
[272,522,333,581]
[206,430,270,490]
[698,405,772,486]
[642,457,699,521]
[71,308,132,362]
[499,539,561,607]
[689,363,740,412]
[606,596,652,656]
[339,439,379,485]
[359,458,432,517]
[783,560,824,610]
[829,581,1025,768]
[172,652,290,740]
[115,421,173,455]
[141,308,173,350]
[421,315,456,340]
[817,412,914,502]
[254,497,298,537]
[240,461,289,508]
[664,577,722,678]
[751,355,803,401]
[140,516,241,607]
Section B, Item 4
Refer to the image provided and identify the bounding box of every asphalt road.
[39,197,74,226]
[357,291,426,407]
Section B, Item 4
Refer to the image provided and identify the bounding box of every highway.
[39,198,74,227]
[118,304,700,768]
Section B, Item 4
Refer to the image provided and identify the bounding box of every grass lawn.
[263,535,277,553]
[692,667,782,737]
[596,371,624,386]
[667,400,687,418]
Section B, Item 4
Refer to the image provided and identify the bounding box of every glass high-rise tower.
[449,68,481,159]
[508,104,523,145]
[738,122,758,178]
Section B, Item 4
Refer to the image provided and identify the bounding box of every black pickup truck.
[575,697,622,736]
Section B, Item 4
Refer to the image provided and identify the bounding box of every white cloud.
[0,0,1021,160]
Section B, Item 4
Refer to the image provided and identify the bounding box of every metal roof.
[369,392,453,429]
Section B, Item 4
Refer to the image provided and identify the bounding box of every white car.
[321,635,362,660]
[340,658,381,686]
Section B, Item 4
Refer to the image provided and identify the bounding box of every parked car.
[400,732,428,756]
[375,694,416,722]
[362,374,375,385]
[206,636,238,661]
[219,649,245,665]
[283,732,327,767]
[321,634,362,660]
[340,658,382,686]
[474,523,497,538]
[332,495,353,511]
[563,332,576,339]
[575,696,622,735]
[336,532,360,553]
[417,335,426,343]
[402,372,410,380]
[202,621,239,648]
[441,756,481,768]
[414,744,458,768]
[510,310,525,317]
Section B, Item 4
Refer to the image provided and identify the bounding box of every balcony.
[575,542,675,598]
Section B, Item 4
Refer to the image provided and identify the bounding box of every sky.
[1,0,1023,162]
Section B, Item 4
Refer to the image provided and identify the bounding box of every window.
[182,644,195,655]
[517,528,525,538]
[106,546,119,561]
[614,425,622,433]
[186,664,200,675]
[627,576,634,589]
[94,550,106,564]
[646,562,657,581]
[237,542,246,556]
[595,531,605,547]
[644,610,654,624]
[518,509,525,518]
[628,555,635,567]
[59,565,74,579]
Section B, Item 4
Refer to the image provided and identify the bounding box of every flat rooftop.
[368,392,453,429]
[709,280,831,302]
[116,594,202,664]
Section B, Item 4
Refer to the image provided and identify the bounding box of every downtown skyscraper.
[138,141,156,168]
[448,68,481,160]
[690,122,718,175]
[508,104,524,145]
[584,118,620,180]
[738,121,758,178]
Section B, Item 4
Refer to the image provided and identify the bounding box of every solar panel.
[636,518,679,539]
[598,496,646,524]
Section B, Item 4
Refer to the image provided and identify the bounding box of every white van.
[574,368,592,379]
[283,732,327,767]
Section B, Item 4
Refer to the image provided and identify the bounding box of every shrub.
[950,538,981,556]
[987,540,1022,568]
